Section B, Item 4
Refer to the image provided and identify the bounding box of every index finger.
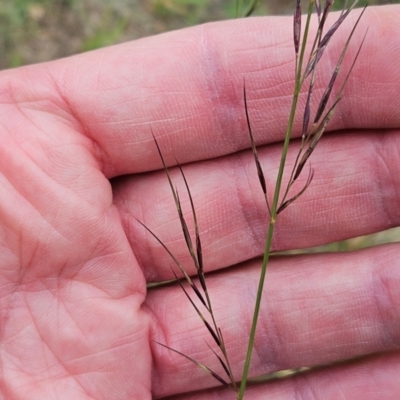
[1,5,399,177]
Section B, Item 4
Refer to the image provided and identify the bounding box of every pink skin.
[0,5,399,399]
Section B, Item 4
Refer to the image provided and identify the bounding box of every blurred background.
[0,0,397,69]
[1,0,399,252]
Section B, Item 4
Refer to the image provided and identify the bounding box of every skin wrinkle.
[0,125,106,224]
[293,382,303,400]
[7,131,62,198]
[326,371,346,400]
[376,130,400,224]
[370,130,391,227]
[0,73,73,135]
[0,283,18,397]
[372,262,400,349]
[21,294,72,381]
[47,68,92,136]
[114,187,149,280]
[55,288,93,346]
[297,374,319,400]
[250,57,294,89]
[18,232,40,284]
[14,283,139,399]
[215,158,263,266]
[232,150,264,255]
[128,214,155,282]
[53,59,115,179]
[254,288,289,374]
[146,295,185,396]
[199,23,244,156]
[129,172,188,278]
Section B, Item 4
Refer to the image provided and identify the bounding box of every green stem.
[235,0,244,18]
[236,220,274,399]
[237,6,314,397]
[237,82,301,400]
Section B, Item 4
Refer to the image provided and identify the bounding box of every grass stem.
[238,2,363,397]
[237,67,303,400]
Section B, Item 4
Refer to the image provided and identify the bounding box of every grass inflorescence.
[139,132,238,392]
[238,1,366,398]
[141,1,367,398]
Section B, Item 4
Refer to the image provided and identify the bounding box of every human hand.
[0,5,399,399]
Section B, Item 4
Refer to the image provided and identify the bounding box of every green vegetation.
[1,0,397,69]
[0,0,226,69]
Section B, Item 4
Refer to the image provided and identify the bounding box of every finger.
[1,6,399,177]
[0,71,145,300]
[114,130,400,281]
[145,243,400,398]
[171,351,400,400]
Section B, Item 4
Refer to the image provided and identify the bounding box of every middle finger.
[113,129,400,282]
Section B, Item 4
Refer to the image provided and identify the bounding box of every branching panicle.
[239,2,366,398]
[141,134,237,392]
[142,2,366,399]
[286,4,367,198]
[244,83,271,214]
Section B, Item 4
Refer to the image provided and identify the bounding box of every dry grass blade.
[277,167,314,214]
[314,5,366,123]
[143,134,238,392]
[205,341,234,383]
[280,3,367,211]
[302,0,336,77]
[151,130,180,209]
[152,131,206,291]
[144,139,214,312]
[294,0,301,56]
[154,341,232,388]
[292,95,340,182]
[315,0,322,20]
[291,7,367,184]
[172,160,231,369]
[175,162,206,290]
[136,218,208,309]
[319,0,334,32]
[176,189,196,258]
[301,85,312,140]
[319,2,358,49]
[244,84,271,214]
[304,0,359,78]
[293,111,334,181]
[171,269,221,347]
[340,0,350,17]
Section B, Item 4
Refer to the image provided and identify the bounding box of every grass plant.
[238,1,366,397]
[141,1,367,398]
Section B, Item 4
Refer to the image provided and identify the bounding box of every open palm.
[1,6,399,399]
